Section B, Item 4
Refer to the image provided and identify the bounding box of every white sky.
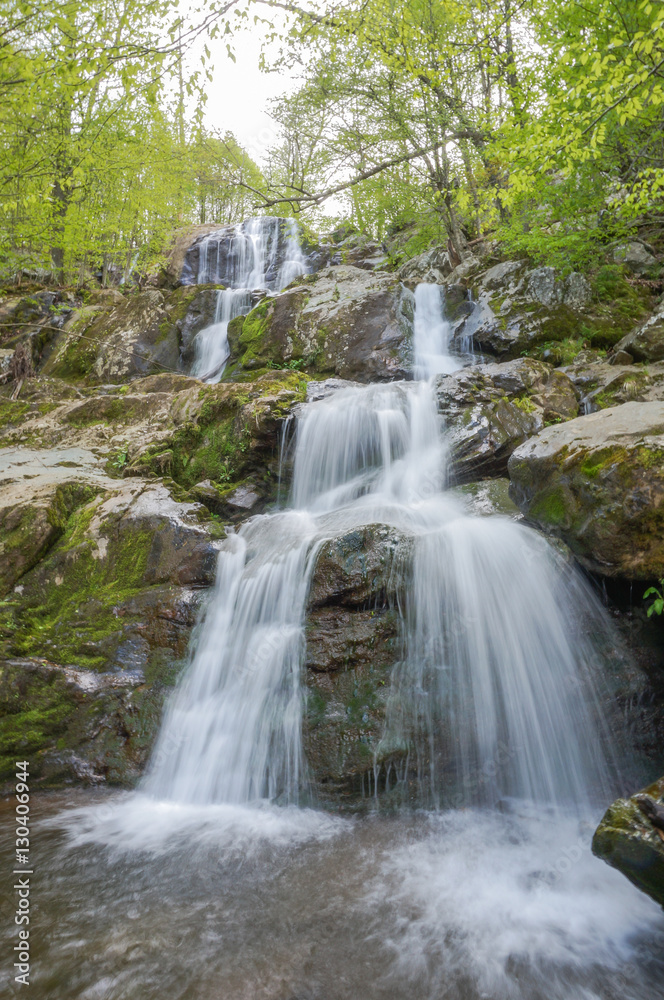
[184,5,299,165]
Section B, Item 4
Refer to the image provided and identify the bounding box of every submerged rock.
[593,776,664,908]
[227,265,413,382]
[508,402,664,579]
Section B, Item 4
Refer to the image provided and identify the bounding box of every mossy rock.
[593,775,664,909]
[508,402,664,578]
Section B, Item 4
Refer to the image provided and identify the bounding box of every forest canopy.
[1,0,663,283]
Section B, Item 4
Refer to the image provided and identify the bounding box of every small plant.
[644,580,664,617]
[111,444,129,470]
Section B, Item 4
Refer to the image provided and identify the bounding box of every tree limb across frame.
[243,132,488,208]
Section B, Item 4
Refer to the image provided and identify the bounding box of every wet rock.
[508,402,664,579]
[615,300,664,363]
[561,359,664,412]
[303,606,400,800]
[455,260,592,358]
[449,477,522,519]
[228,266,413,382]
[593,776,664,908]
[435,358,579,482]
[308,524,412,608]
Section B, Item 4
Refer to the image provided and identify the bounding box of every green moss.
[529,486,569,526]
[5,497,156,669]
[580,447,628,478]
[0,666,77,783]
[513,394,538,414]
[0,399,31,428]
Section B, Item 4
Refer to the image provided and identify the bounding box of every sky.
[184,4,299,166]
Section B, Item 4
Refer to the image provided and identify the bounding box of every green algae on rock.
[593,775,664,909]
[508,402,664,579]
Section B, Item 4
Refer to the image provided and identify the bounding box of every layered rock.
[508,402,664,579]
[435,358,578,482]
[227,265,413,382]
[303,524,412,801]
[593,776,664,908]
[615,299,664,363]
[455,260,593,357]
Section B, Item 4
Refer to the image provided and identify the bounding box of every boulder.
[399,246,452,287]
[508,402,664,579]
[561,358,664,412]
[0,476,223,790]
[615,300,664,363]
[593,776,664,908]
[228,265,413,382]
[613,241,658,276]
[455,260,592,358]
[435,358,579,482]
[303,524,412,801]
[41,286,217,383]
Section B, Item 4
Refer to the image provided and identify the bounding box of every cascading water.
[191,288,250,383]
[189,216,308,382]
[146,281,614,812]
[413,282,462,378]
[44,280,664,1000]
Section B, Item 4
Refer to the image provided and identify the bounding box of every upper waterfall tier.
[181,216,308,290]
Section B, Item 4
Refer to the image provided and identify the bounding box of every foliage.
[0,0,268,284]
[645,580,664,618]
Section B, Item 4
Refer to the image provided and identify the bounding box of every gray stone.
[613,241,658,276]
[508,401,664,579]
[615,300,664,362]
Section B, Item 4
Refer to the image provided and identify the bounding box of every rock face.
[303,524,412,801]
[615,300,664,362]
[593,776,664,908]
[227,265,413,382]
[399,246,452,287]
[508,402,664,579]
[456,260,592,358]
[561,358,664,412]
[435,358,579,482]
[0,472,222,788]
[0,358,306,791]
[41,287,222,382]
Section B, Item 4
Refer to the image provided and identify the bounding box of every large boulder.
[41,287,222,383]
[612,241,659,276]
[561,358,664,412]
[303,524,412,801]
[227,265,413,382]
[508,402,664,579]
[0,475,223,790]
[435,358,579,482]
[593,776,664,908]
[455,260,592,358]
[615,300,664,363]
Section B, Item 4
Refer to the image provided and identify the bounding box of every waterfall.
[191,288,250,383]
[190,216,308,382]
[146,280,618,813]
[413,282,462,378]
